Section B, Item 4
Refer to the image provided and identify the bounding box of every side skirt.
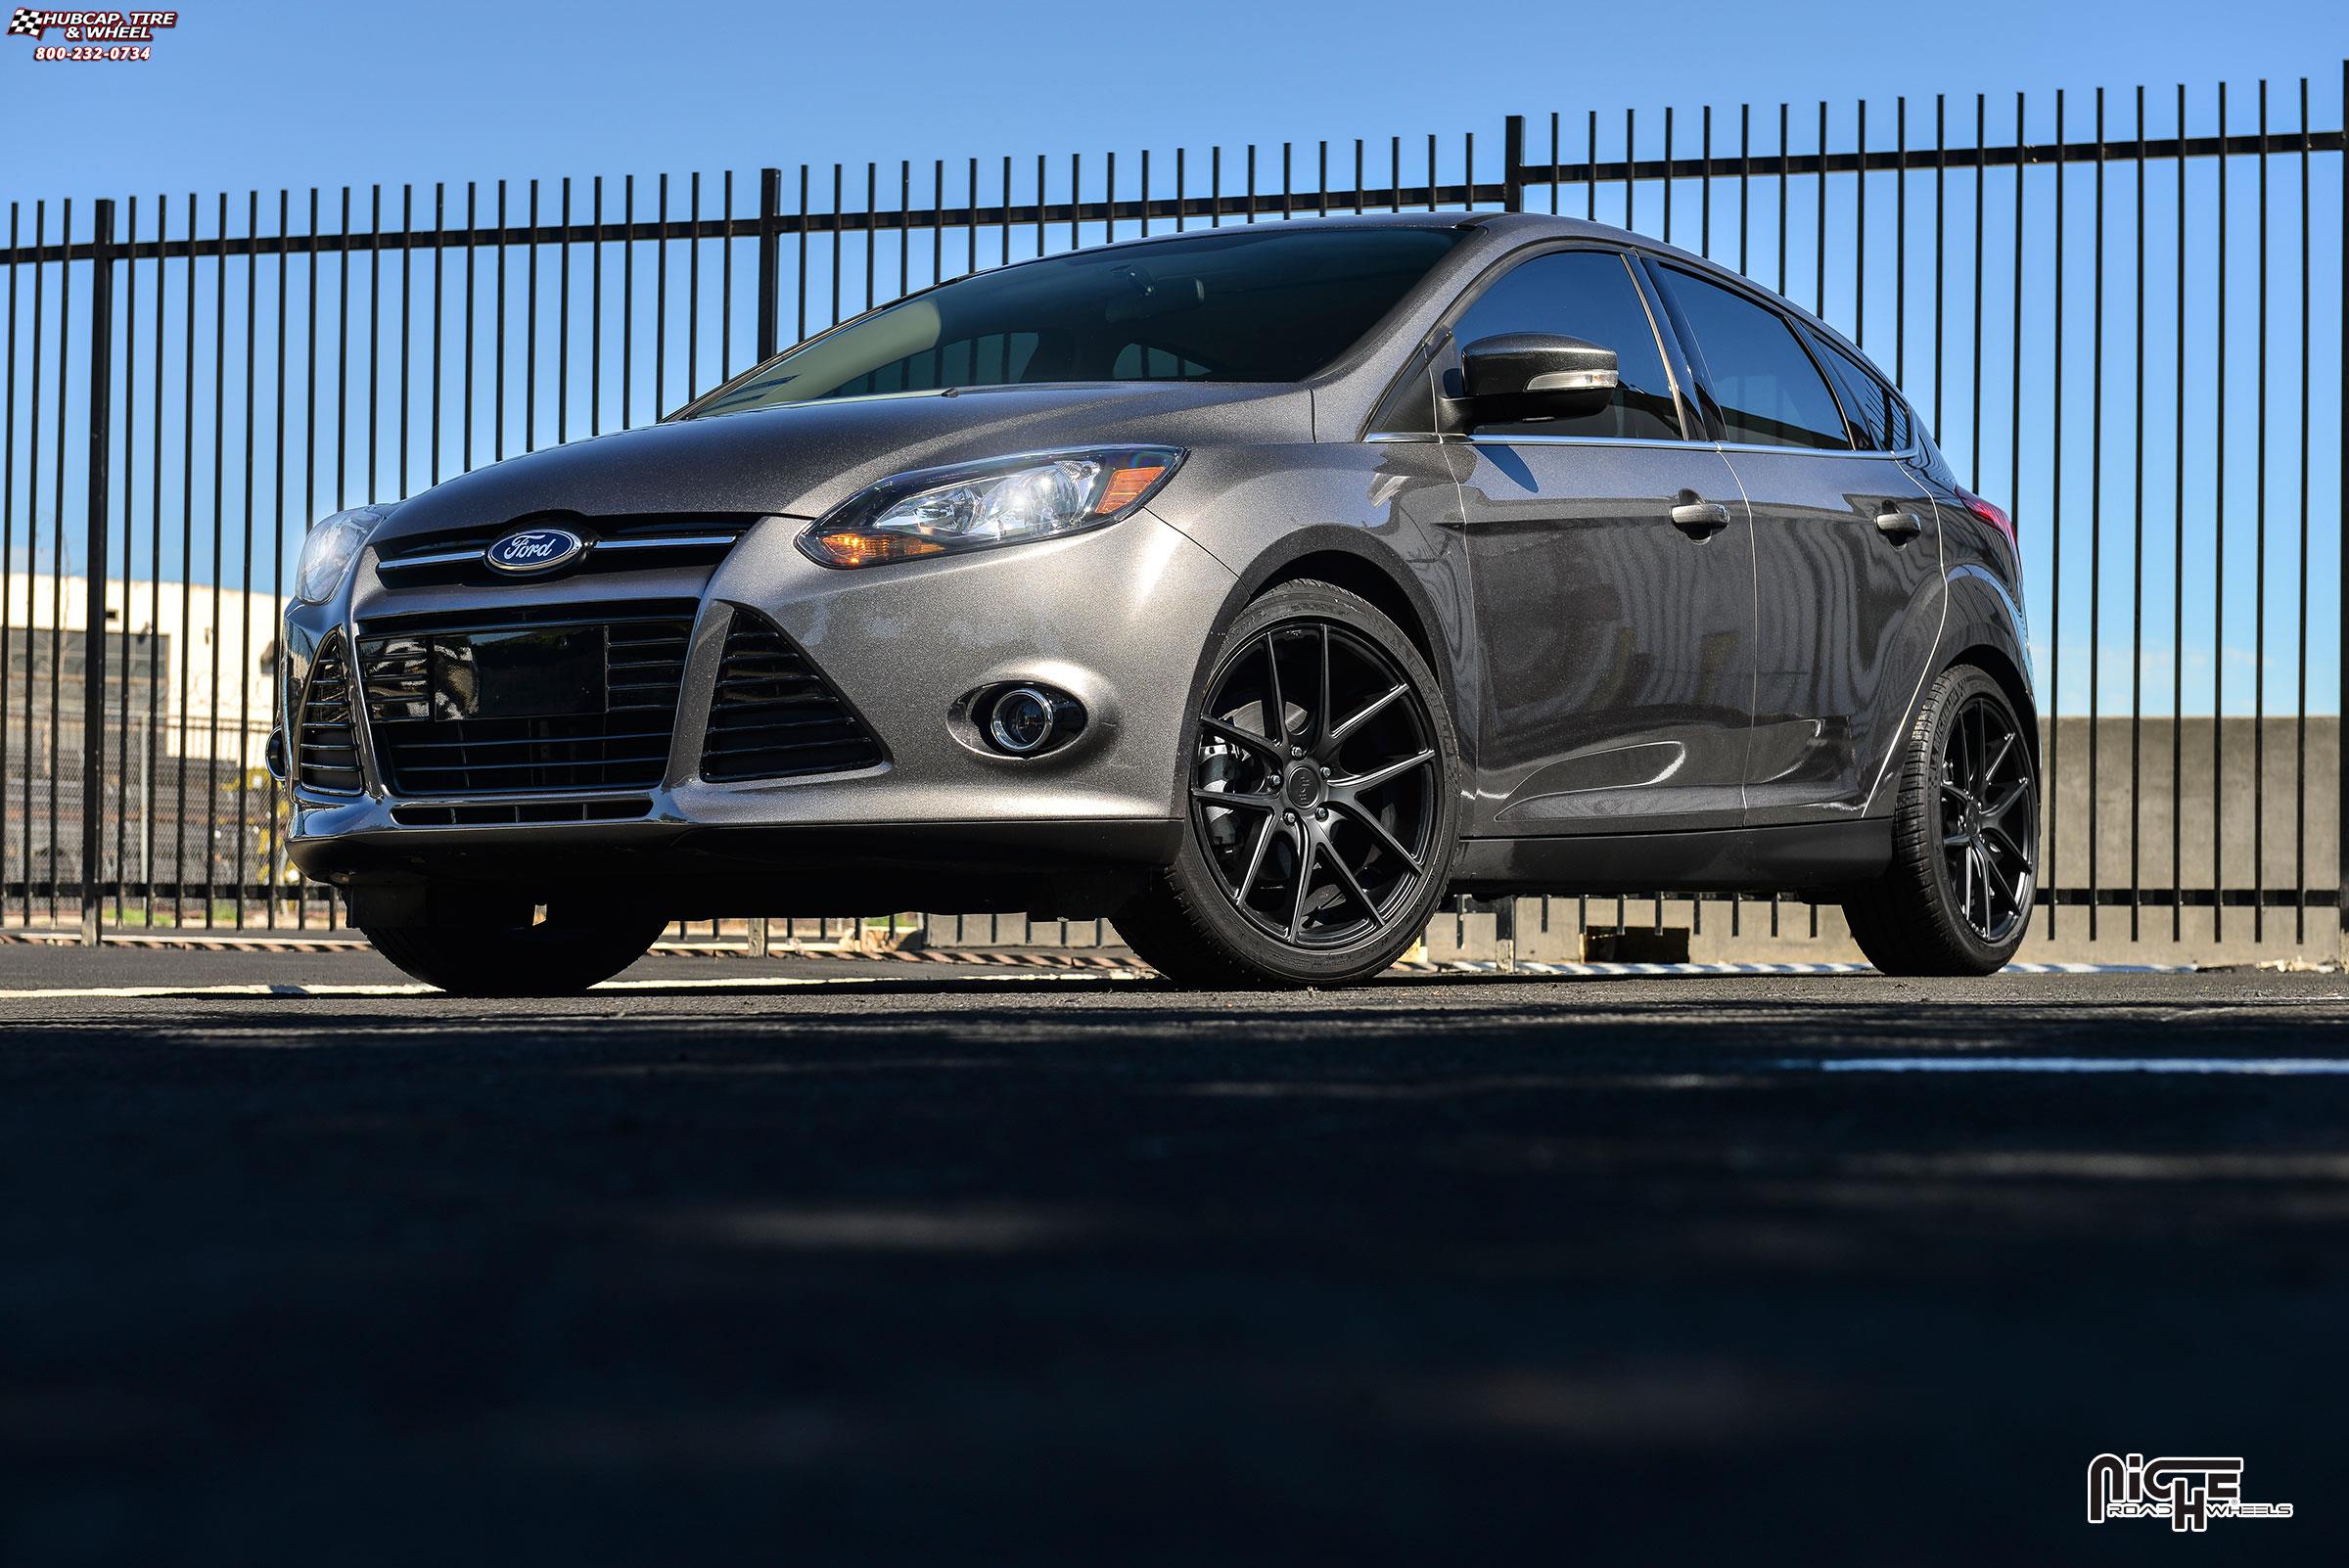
[1448,819,1892,899]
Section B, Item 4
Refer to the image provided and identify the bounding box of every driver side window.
[1446,251,1684,441]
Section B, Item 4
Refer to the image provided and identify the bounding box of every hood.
[368,380,1314,542]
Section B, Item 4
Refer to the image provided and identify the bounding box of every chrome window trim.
[1463,434,1718,451]
[1364,431,1925,463]
[1363,432,1721,452]
[1712,438,1924,462]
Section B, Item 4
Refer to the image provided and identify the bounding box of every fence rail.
[4,66,2345,955]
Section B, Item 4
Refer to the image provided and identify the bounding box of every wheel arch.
[1944,641,2042,771]
[1168,528,1468,836]
[1212,528,1452,708]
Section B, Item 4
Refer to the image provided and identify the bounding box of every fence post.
[1501,115,1526,212]
[78,198,115,946]
[755,167,782,362]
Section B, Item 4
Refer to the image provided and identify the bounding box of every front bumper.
[284,509,1235,910]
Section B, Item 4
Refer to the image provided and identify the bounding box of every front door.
[1438,248,1757,836]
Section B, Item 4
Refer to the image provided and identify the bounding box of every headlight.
[295,505,390,604]
[800,447,1182,569]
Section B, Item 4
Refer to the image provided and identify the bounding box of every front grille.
[700,607,885,782]
[372,515,757,588]
[295,632,362,793]
[357,602,695,796]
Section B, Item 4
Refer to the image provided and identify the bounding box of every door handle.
[1874,505,1924,542]
[1669,497,1731,538]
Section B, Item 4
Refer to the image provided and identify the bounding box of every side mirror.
[1457,333,1620,422]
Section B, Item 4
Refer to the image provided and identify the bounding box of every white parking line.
[0,959,2196,1002]
[0,971,1146,1000]
[1428,960,2188,976]
[1783,1056,2349,1076]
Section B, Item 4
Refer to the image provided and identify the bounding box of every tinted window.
[1660,266,1851,450]
[827,332,1040,397]
[1811,332,1911,451]
[687,226,1465,416]
[1447,251,1681,440]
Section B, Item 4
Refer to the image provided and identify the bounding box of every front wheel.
[362,902,671,996]
[1117,579,1460,989]
[1842,665,2040,976]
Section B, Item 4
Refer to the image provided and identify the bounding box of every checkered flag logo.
[7,9,46,38]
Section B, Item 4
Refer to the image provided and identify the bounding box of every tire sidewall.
[1163,580,1460,984]
[1915,667,2038,969]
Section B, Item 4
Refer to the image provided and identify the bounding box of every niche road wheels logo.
[2087,1453,2292,1532]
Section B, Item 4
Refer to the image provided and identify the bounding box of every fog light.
[989,687,1063,755]
[975,684,1087,758]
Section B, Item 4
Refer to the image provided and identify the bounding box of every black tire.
[362,904,671,996]
[1118,579,1459,989]
[1842,664,2040,976]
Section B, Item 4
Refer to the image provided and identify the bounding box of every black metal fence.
[3,68,2344,952]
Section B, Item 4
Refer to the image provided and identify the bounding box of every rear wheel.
[362,902,670,996]
[1117,579,1459,988]
[1842,665,2039,976]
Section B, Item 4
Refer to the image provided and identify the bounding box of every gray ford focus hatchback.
[277,211,2038,993]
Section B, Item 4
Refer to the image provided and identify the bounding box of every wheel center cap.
[1284,764,1325,809]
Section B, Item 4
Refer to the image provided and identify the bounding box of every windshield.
[684,225,1464,417]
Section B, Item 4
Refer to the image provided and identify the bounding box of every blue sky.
[2,0,2346,719]
[1,0,2336,197]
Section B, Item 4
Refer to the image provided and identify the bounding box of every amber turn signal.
[1093,461,1170,517]
[803,530,949,568]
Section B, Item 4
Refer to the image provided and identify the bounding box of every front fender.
[1144,439,1480,779]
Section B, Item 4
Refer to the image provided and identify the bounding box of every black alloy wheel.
[1843,664,2040,976]
[1937,689,2038,945]
[1116,580,1459,988]
[1189,620,1441,948]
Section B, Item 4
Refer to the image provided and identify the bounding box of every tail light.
[1956,486,2015,549]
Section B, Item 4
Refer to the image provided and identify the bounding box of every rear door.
[1426,247,1755,836]
[1644,262,1943,822]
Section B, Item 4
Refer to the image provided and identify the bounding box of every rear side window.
[1811,332,1912,451]
[1446,250,1683,440]
[1658,265,1851,451]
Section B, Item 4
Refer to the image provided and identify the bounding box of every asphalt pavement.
[2,946,2344,1564]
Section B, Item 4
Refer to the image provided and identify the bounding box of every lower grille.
[390,798,652,827]
[700,607,885,782]
[295,632,363,794]
[357,604,693,796]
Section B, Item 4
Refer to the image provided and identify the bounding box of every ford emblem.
[484,526,585,575]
